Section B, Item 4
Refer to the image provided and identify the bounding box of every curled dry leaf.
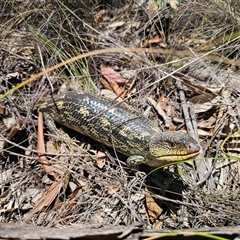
[147,3,158,11]
[197,116,217,130]
[100,65,127,85]
[169,0,179,10]
[107,182,122,195]
[2,118,23,149]
[46,140,58,155]
[100,77,127,98]
[190,93,216,104]
[100,89,120,101]
[108,21,125,29]
[3,115,16,128]
[175,72,218,101]
[147,97,167,124]
[197,128,213,137]
[193,96,221,114]
[0,106,4,115]
[94,9,106,23]
[141,35,164,47]
[96,151,106,169]
[145,188,163,223]
[100,76,113,91]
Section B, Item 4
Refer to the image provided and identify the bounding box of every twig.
[175,79,213,184]
[38,112,56,178]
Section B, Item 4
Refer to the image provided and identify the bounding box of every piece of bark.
[0,223,240,240]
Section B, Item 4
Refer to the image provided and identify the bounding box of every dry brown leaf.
[158,94,167,111]
[197,116,216,129]
[108,21,125,29]
[169,0,178,10]
[174,72,218,101]
[100,65,127,85]
[0,189,11,202]
[147,97,167,123]
[197,128,213,137]
[94,9,106,23]
[2,118,23,149]
[66,187,81,215]
[99,76,112,91]
[107,182,122,195]
[46,140,58,154]
[0,106,4,115]
[112,83,124,98]
[96,151,106,169]
[194,96,221,114]
[145,189,163,223]
[113,87,127,98]
[100,77,127,98]
[0,123,5,131]
[141,35,163,47]
[190,93,216,104]
[100,89,119,101]
[147,3,158,11]
[94,182,122,196]
[154,220,163,230]
[3,115,16,128]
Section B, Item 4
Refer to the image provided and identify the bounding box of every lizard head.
[147,131,200,167]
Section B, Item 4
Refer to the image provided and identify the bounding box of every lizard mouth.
[158,150,200,161]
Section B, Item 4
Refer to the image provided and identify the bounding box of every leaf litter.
[0,0,240,232]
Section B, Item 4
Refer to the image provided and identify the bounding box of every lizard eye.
[167,141,176,148]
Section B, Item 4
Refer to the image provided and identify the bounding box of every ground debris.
[1,0,240,232]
